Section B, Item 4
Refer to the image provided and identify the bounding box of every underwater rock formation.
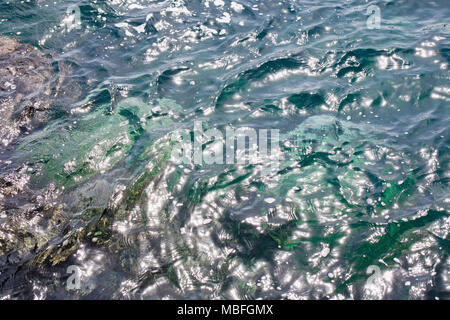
[0,36,63,147]
[0,38,76,273]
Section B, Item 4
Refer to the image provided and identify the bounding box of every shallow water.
[0,0,449,299]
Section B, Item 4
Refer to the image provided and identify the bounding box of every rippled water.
[0,0,449,300]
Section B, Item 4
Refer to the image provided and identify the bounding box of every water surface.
[0,0,449,299]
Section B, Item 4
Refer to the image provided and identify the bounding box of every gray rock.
[0,36,60,146]
[0,38,79,266]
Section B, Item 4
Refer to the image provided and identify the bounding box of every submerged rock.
[0,95,183,286]
[0,37,83,274]
[0,37,60,147]
[17,97,181,189]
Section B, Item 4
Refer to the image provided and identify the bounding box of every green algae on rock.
[16,97,182,190]
[1,95,183,270]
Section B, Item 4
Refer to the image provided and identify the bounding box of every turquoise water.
[0,0,449,299]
